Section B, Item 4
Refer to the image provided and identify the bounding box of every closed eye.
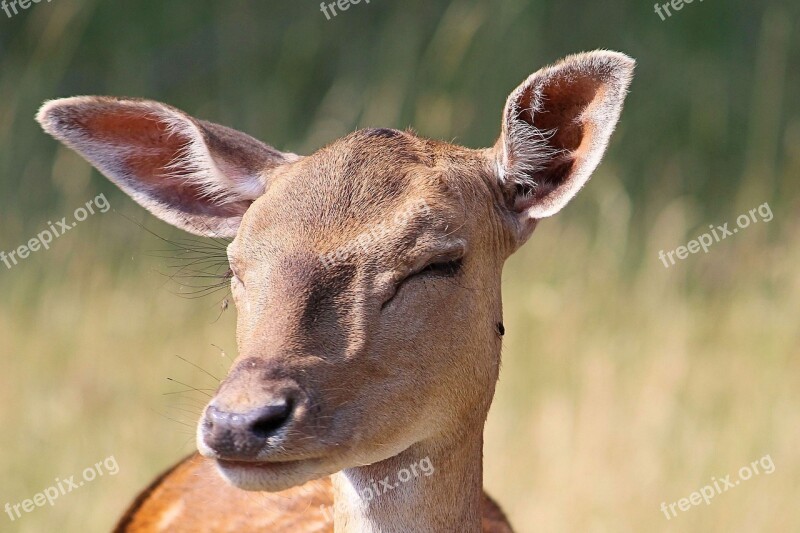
[227,266,245,289]
[413,258,463,278]
[382,257,463,309]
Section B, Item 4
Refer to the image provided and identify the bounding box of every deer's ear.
[37,97,299,238]
[493,51,634,226]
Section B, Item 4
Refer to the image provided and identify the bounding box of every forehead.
[234,129,460,256]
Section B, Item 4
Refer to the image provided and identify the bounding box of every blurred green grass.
[1,0,799,531]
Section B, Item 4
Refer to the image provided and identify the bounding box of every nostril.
[249,400,294,439]
[202,400,295,458]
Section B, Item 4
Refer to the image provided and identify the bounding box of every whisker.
[211,344,234,363]
[114,212,234,301]
[165,377,214,397]
[173,354,223,383]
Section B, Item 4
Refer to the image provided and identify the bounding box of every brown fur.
[115,454,513,533]
[37,51,634,532]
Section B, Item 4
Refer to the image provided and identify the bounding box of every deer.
[37,50,634,532]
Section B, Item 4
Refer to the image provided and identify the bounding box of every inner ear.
[519,77,602,152]
[38,97,298,237]
[82,110,252,218]
[513,76,604,196]
[496,51,635,221]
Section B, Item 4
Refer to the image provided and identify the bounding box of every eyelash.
[413,258,463,278]
[147,229,233,300]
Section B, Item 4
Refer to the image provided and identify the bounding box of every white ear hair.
[497,50,635,220]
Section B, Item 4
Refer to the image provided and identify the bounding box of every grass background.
[1,0,799,531]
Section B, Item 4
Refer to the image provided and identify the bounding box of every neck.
[330,426,484,533]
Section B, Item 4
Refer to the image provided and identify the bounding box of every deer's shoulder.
[115,453,513,533]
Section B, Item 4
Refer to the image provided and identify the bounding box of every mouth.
[213,456,330,492]
[216,457,306,472]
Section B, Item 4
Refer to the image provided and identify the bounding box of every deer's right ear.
[492,51,634,241]
[37,97,299,238]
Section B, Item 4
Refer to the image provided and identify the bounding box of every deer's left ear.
[493,50,634,228]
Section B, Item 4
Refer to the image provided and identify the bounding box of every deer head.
[38,50,633,531]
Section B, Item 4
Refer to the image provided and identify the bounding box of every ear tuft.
[496,50,635,221]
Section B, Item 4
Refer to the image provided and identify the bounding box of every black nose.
[202,401,293,460]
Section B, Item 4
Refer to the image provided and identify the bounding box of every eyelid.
[381,255,462,311]
[399,249,465,288]
[410,256,462,278]
[407,245,465,276]
[228,262,244,285]
[226,244,241,276]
